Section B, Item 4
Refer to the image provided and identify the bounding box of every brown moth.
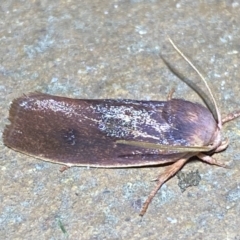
[3,38,240,216]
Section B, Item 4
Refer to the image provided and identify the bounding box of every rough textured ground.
[1,1,240,239]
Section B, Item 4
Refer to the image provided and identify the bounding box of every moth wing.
[3,93,207,167]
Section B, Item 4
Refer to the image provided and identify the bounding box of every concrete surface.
[1,0,240,239]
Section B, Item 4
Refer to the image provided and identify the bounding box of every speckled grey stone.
[1,1,240,239]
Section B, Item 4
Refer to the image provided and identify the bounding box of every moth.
[3,39,240,216]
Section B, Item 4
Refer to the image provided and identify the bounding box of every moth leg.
[222,111,240,124]
[59,166,70,172]
[167,88,175,100]
[214,138,229,153]
[139,158,188,216]
[197,153,227,168]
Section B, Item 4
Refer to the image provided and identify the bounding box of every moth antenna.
[116,140,212,152]
[168,37,222,129]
